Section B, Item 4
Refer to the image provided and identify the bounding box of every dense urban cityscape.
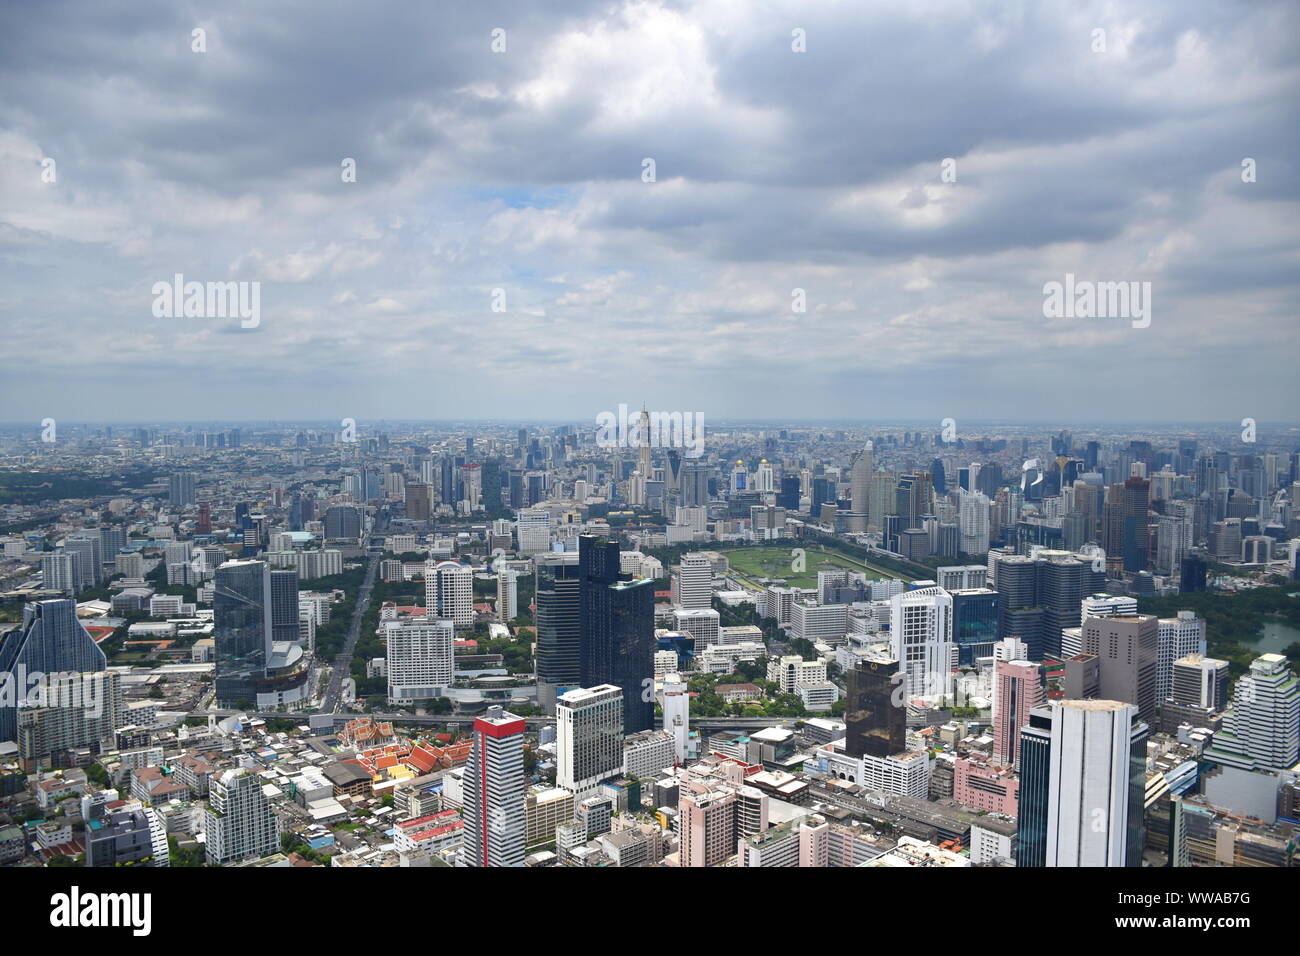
[0,417,1297,877]
[1,0,1297,929]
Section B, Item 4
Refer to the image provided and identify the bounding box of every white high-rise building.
[41,552,79,595]
[957,489,990,556]
[556,684,624,794]
[1204,653,1300,773]
[1035,699,1147,867]
[516,509,551,555]
[674,552,713,609]
[673,607,720,647]
[497,569,518,622]
[385,619,454,703]
[205,770,280,865]
[425,561,474,628]
[1156,611,1206,702]
[1155,508,1194,576]
[662,673,690,764]
[458,706,527,867]
[889,587,955,700]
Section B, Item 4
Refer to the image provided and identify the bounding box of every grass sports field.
[722,545,900,590]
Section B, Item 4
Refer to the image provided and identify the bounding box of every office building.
[1081,614,1159,722]
[889,586,954,700]
[458,706,527,867]
[1156,612,1206,703]
[535,552,581,714]
[85,806,169,868]
[516,509,551,555]
[950,588,999,665]
[579,535,655,734]
[1016,700,1148,867]
[844,656,906,758]
[1169,653,1229,710]
[992,658,1044,768]
[323,504,362,541]
[1203,654,1299,774]
[269,568,301,643]
[213,559,273,708]
[556,684,625,793]
[674,552,713,610]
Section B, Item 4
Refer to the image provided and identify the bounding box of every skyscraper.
[0,598,107,743]
[680,460,711,508]
[269,568,300,644]
[579,535,655,734]
[674,552,713,610]
[1203,653,1300,774]
[515,508,551,554]
[535,552,581,714]
[849,442,873,518]
[459,705,526,867]
[888,586,954,700]
[662,672,690,764]
[1156,611,1206,703]
[40,552,79,595]
[385,619,454,703]
[323,504,362,541]
[844,656,906,758]
[497,568,518,622]
[1081,614,1159,722]
[213,559,273,708]
[949,588,999,665]
[64,536,103,589]
[424,560,474,628]
[1103,477,1150,573]
[168,471,196,507]
[556,684,624,793]
[1016,700,1148,867]
[992,657,1044,767]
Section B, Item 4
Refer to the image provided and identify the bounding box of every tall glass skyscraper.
[950,588,1000,665]
[844,657,906,758]
[578,535,655,734]
[269,568,300,643]
[535,551,581,715]
[214,560,273,707]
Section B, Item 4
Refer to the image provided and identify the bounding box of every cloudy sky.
[1,0,1297,425]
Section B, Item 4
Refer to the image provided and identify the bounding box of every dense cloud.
[1,0,1297,424]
